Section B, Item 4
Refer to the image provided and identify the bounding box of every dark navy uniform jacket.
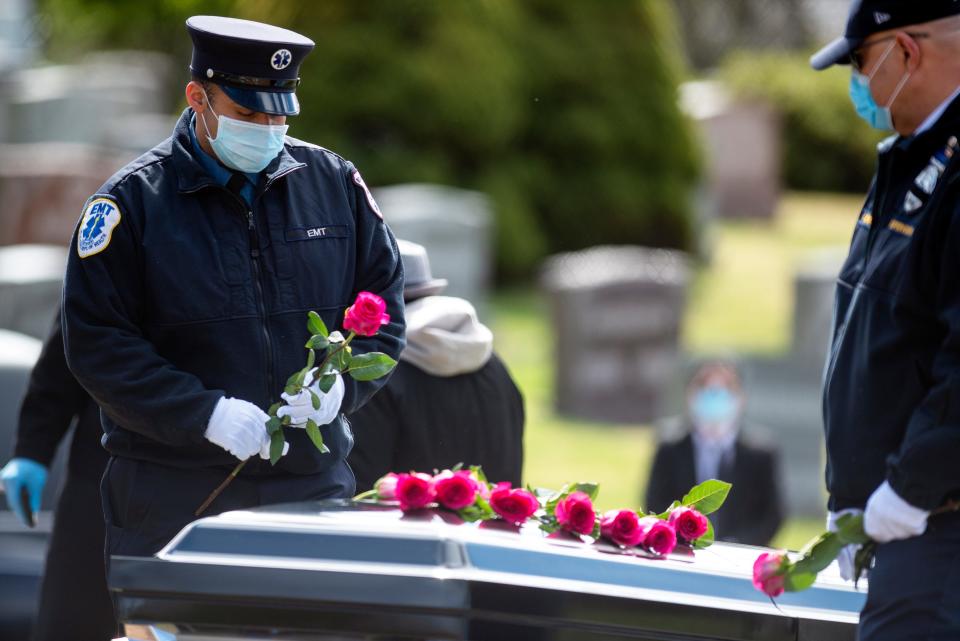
[824,96,960,512]
[62,108,405,476]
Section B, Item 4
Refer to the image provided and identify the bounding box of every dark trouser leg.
[101,457,259,560]
[31,472,115,641]
[858,511,960,641]
[259,459,356,505]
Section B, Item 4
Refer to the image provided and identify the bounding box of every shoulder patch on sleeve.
[352,170,383,220]
[77,197,122,258]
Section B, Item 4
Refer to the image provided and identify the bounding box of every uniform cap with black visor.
[186,16,314,116]
[810,0,960,71]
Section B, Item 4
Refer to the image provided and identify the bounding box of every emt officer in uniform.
[62,16,405,562]
[812,1,960,638]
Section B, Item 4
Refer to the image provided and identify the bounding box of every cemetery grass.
[492,191,858,551]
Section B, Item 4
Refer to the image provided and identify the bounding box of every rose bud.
[490,483,539,525]
[638,516,678,556]
[600,509,644,547]
[432,470,478,510]
[395,472,435,511]
[555,491,597,536]
[752,552,788,597]
[343,291,390,337]
[668,507,709,543]
[374,473,399,500]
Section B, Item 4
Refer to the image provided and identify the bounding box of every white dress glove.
[205,397,281,461]
[277,369,345,427]
[826,508,863,581]
[864,480,929,543]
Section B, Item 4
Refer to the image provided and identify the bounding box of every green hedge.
[721,51,884,193]
[40,0,701,280]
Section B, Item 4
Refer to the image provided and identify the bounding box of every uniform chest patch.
[77,197,121,258]
[352,170,383,220]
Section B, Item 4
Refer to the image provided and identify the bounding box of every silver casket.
[111,501,865,641]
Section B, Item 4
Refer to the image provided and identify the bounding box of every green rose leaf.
[792,531,845,577]
[783,569,817,592]
[680,479,732,516]
[470,465,489,486]
[269,431,285,465]
[306,349,316,370]
[692,518,716,549]
[835,512,871,545]
[286,369,304,389]
[571,482,599,502]
[309,389,321,410]
[307,311,328,338]
[268,402,281,417]
[280,414,291,426]
[332,346,352,373]
[656,500,682,520]
[305,419,329,453]
[319,372,338,394]
[347,352,398,381]
[266,416,282,435]
[854,541,876,587]
[305,334,329,351]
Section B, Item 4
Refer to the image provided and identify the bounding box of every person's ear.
[896,31,923,73]
[185,81,207,113]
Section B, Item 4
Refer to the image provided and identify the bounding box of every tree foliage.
[39,0,700,280]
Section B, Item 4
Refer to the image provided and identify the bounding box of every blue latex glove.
[1,458,47,527]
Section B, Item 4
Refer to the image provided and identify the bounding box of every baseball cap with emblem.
[811,0,960,71]
[186,15,314,115]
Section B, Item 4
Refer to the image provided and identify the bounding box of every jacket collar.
[895,89,960,155]
[172,107,306,194]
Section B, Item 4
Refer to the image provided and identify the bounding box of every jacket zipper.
[823,153,896,400]
[247,208,276,405]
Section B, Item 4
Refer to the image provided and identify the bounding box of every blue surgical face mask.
[690,386,739,427]
[849,41,911,131]
[199,90,288,173]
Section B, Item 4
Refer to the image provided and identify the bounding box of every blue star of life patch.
[77,197,122,258]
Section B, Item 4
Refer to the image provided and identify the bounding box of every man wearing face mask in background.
[644,361,783,547]
[61,15,405,572]
[811,1,960,638]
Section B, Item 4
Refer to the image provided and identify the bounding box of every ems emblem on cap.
[271,48,292,70]
[77,197,122,258]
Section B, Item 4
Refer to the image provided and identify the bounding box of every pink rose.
[600,509,644,547]
[374,473,399,500]
[638,516,677,555]
[490,483,539,525]
[396,472,435,511]
[555,491,597,535]
[752,552,787,597]
[432,470,478,510]
[343,291,390,337]
[668,507,709,543]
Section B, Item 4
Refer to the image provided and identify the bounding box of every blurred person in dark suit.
[348,240,524,492]
[645,360,783,546]
[0,309,114,641]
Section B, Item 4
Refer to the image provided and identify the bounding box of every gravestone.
[0,244,67,339]
[680,81,781,220]
[373,184,492,317]
[792,247,847,364]
[0,144,130,246]
[3,51,172,147]
[541,246,690,423]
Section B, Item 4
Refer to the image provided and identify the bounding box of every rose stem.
[195,460,247,517]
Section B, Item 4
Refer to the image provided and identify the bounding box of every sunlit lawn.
[492,191,862,550]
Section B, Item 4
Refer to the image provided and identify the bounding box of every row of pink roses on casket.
[357,466,732,556]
